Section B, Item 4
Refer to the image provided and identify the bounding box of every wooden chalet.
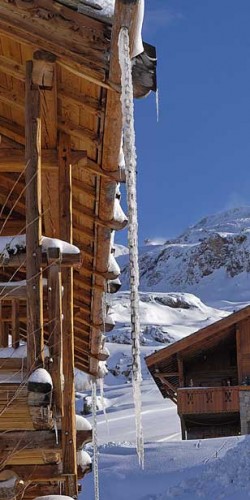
[0,0,156,498]
[146,306,250,441]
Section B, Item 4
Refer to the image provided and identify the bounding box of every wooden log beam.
[7,464,63,481]
[0,251,81,269]
[72,199,127,231]
[0,428,92,452]
[59,132,77,497]
[0,149,87,172]
[25,60,44,371]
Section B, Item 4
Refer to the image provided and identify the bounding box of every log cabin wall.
[184,329,238,388]
[0,0,157,496]
[236,318,250,383]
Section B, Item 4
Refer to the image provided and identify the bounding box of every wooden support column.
[0,303,8,348]
[25,60,44,371]
[33,50,60,238]
[11,299,20,348]
[47,248,63,414]
[177,355,184,388]
[58,132,77,497]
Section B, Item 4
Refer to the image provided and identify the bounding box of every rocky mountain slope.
[118,207,250,304]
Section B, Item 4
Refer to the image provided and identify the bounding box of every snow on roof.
[60,0,145,58]
[0,345,50,359]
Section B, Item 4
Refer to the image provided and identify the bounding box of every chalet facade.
[146,306,250,440]
[0,0,156,498]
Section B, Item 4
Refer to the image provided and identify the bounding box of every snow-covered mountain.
[119,207,250,304]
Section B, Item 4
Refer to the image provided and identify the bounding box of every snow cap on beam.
[107,276,122,293]
[107,252,120,279]
[34,496,75,500]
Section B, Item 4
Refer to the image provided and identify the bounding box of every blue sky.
[118,0,250,245]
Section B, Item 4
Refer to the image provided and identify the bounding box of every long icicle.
[91,379,100,500]
[118,27,144,468]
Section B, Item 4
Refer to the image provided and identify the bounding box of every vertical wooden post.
[0,303,8,348]
[177,355,184,388]
[236,324,242,384]
[58,132,77,497]
[25,60,44,372]
[11,299,20,348]
[47,248,63,413]
[33,50,60,238]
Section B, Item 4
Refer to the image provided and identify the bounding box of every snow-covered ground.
[77,289,250,499]
[78,209,250,499]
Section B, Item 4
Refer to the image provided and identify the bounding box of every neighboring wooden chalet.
[0,0,156,498]
[146,306,250,441]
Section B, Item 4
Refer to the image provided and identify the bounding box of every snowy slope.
[79,209,250,499]
[119,207,250,304]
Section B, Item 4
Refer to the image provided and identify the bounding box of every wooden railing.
[177,386,240,415]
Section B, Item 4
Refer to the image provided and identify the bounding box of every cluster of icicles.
[90,24,144,500]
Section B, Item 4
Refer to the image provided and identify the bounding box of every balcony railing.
[177,386,240,415]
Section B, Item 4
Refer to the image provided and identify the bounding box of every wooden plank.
[58,85,104,117]
[25,60,44,371]
[0,116,25,145]
[0,54,25,81]
[0,83,23,110]
[58,132,77,497]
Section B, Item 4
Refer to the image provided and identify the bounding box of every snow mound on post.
[28,368,53,386]
[34,496,74,500]
[77,450,92,468]
[76,414,92,431]
[41,237,80,254]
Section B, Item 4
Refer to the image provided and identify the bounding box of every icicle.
[99,377,109,434]
[156,88,159,123]
[118,27,144,468]
[54,417,59,445]
[91,379,100,500]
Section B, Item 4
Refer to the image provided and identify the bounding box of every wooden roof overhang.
[0,0,156,374]
[146,305,250,401]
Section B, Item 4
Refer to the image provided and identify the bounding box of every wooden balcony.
[177,386,241,415]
